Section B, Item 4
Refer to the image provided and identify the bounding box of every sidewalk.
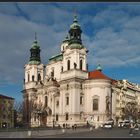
[31,127,93,137]
[0,127,96,138]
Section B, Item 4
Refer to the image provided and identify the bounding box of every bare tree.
[122,102,138,121]
[14,100,23,113]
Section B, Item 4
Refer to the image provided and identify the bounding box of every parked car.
[102,120,114,129]
[118,121,123,128]
[118,120,130,128]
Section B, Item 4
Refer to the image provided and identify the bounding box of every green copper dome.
[96,64,102,71]
[28,33,41,65]
[31,40,40,49]
[29,60,41,65]
[68,43,84,49]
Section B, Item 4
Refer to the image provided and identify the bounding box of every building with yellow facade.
[0,94,14,128]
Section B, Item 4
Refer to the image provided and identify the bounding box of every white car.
[118,120,130,128]
[102,121,114,129]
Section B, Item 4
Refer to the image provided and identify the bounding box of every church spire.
[29,33,41,65]
[35,32,37,40]
[68,13,82,46]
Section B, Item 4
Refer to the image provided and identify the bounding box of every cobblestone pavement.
[0,127,139,138]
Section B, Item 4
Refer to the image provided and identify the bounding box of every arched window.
[80,111,83,119]
[80,83,82,89]
[45,96,48,107]
[80,96,83,105]
[56,100,59,106]
[93,98,99,111]
[80,59,83,70]
[67,60,70,70]
[56,114,59,121]
[38,73,41,81]
[67,84,69,90]
[61,66,63,72]
[28,74,30,82]
[51,68,54,77]
[66,113,69,121]
[32,75,34,82]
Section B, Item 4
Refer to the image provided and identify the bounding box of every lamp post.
[110,88,113,120]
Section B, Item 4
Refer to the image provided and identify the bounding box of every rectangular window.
[66,97,69,105]
[93,99,98,111]
[66,113,69,120]
[80,96,83,105]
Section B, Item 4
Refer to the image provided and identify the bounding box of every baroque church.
[22,15,140,128]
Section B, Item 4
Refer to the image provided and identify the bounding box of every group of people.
[72,124,77,130]
[62,123,77,130]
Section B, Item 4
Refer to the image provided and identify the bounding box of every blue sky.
[0,2,140,103]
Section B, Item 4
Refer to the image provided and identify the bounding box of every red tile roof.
[88,70,118,84]
[88,70,111,80]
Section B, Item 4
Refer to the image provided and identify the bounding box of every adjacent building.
[22,15,140,128]
[0,94,14,128]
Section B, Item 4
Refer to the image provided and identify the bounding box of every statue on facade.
[74,62,77,69]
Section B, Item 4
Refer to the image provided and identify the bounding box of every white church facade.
[22,15,140,128]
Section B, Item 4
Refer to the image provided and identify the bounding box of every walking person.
[129,123,134,136]
[74,124,77,131]
[72,125,74,131]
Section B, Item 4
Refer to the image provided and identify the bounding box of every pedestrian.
[129,123,134,136]
[72,125,74,130]
[87,121,89,127]
[74,124,77,131]
[63,123,66,128]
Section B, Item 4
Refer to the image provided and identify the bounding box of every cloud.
[0,3,19,15]
[83,6,140,69]
[0,2,140,86]
[0,11,67,84]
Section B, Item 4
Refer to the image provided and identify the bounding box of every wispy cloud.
[0,2,140,86]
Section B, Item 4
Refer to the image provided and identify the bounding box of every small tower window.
[80,96,83,105]
[80,59,83,70]
[61,66,63,72]
[32,75,34,82]
[67,60,70,70]
[38,73,41,81]
[28,74,30,82]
